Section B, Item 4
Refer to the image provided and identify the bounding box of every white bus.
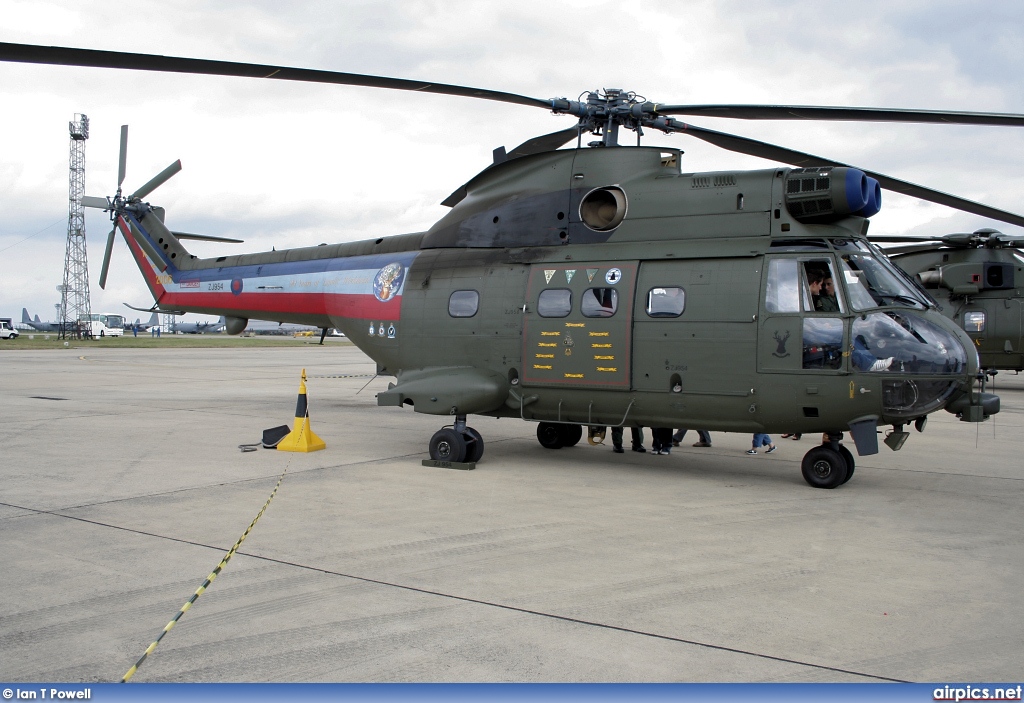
[78,313,125,337]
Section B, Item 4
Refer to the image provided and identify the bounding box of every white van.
[1,318,18,339]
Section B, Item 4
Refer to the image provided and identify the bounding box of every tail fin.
[118,207,194,304]
[22,308,31,324]
[147,312,159,327]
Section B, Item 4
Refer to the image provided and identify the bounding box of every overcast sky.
[3,0,1023,324]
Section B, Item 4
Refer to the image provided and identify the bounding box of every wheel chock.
[277,368,326,452]
[421,459,476,470]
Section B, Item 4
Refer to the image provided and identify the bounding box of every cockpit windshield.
[839,251,926,311]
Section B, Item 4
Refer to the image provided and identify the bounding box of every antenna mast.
[59,113,92,338]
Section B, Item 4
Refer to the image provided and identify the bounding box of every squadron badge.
[373,262,405,302]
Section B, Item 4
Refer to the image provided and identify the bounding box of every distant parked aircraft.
[243,319,321,335]
[167,315,225,334]
[21,308,60,332]
[125,312,160,332]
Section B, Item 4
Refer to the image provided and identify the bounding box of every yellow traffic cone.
[277,369,326,452]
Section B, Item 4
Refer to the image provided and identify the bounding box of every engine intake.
[784,167,881,222]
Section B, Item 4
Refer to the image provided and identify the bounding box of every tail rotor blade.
[118,125,128,188]
[130,159,181,201]
[99,225,117,289]
[80,195,110,209]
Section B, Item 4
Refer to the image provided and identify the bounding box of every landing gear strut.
[428,415,484,463]
[800,432,854,488]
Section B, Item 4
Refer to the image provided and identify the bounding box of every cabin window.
[448,290,480,318]
[645,287,685,317]
[964,311,986,332]
[538,289,572,318]
[581,288,618,317]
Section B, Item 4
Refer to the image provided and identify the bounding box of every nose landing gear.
[800,432,855,488]
[428,415,484,464]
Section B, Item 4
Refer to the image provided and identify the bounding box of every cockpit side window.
[765,259,800,313]
[802,260,843,314]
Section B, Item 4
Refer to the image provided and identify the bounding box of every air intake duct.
[853,177,882,218]
[784,167,881,222]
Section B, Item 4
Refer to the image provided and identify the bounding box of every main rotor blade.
[869,235,948,243]
[0,42,550,110]
[130,160,181,201]
[675,122,1024,228]
[651,104,1024,127]
[80,195,109,209]
[171,231,244,243]
[98,226,116,289]
[878,242,948,256]
[118,125,128,188]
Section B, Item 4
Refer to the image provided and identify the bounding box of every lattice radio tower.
[59,113,92,339]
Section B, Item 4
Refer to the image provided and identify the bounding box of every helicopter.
[872,229,1024,373]
[2,42,1020,489]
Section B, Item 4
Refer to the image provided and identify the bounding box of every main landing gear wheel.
[836,444,856,484]
[561,424,583,447]
[536,423,584,449]
[537,422,564,449]
[463,427,484,463]
[429,428,467,462]
[801,446,849,489]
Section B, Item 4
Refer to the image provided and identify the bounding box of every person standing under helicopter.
[673,429,712,447]
[611,425,646,453]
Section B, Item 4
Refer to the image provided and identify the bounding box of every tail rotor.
[80,124,182,289]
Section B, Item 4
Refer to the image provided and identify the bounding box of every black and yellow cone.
[277,368,326,452]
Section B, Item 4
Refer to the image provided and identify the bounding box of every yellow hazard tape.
[121,378,311,683]
[120,463,288,682]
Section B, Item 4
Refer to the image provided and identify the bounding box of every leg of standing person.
[611,426,624,453]
[747,433,763,454]
[672,429,687,447]
[656,428,672,454]
[631,426,646,452]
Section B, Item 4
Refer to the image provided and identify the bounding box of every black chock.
[262,425,291,449]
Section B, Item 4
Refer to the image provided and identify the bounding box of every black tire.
[801,446,849,489]
[429,428,467,462]
[836,445,856,484]
[463,427,484,463]
[537,422,564,449]
[561,424,583,448]
[99,330,105,337]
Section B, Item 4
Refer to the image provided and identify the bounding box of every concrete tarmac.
[1,343,1022,683]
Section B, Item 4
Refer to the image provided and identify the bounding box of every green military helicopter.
[873,229,1024,372]
[3,42,1021,489]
